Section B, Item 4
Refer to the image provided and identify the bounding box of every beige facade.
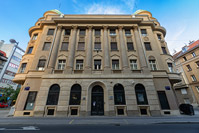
[174,40,199,106]
[13,9,181,117]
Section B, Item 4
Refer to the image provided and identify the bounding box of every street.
[0,124,198,133]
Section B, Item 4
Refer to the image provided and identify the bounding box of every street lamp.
[0,39,19,82]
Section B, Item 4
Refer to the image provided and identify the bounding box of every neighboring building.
[13,9,181,117]
[173,40,199,106]
[0,50,7,73]
[0,42,25,90]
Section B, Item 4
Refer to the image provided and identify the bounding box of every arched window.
[69,84,82,105]
[46,84,60,105]
[114,84,126,105]
[135,84,148,105]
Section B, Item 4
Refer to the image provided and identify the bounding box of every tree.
[0,85,19,103]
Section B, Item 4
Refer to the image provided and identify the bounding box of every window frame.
[65,29,71,36]
[77,42,85,51]
[130,59,138,70]
[24,91,37,110]
[37,59,46,71]
[112,59,120,70]
[167,63,174,72]
[111,42,118,51]
[47,29,55,35]
[57,59,66,70]
[141,29,147,36]
[61,42,69,51]
[149,60,157,70]
[27,47,33,54]
[19,63,27,73]
[191,75,197,81]
[127,42,134,51]
[76,60,84,70]
[32,34,38,40]
[42,42,51,51]
[94,59,101,70]
[144,42,152,51]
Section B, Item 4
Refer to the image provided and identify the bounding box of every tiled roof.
[173,40,199,60]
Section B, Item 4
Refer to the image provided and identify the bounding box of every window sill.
[77,50,85,52]
[127,50,136,52]
[112,69,121,71]
[53,70,64,74]
[111,50,119,52]
[110,34,117,36]
[60,50,68,52]
[63,35,70,37]
[125,34,132,37]
[94,49,102,52]
[131,69,141,72]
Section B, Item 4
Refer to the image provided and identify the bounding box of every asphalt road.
[0,124,198,133]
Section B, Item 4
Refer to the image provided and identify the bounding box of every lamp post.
[0,39,19,82]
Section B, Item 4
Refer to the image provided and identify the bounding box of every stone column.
[65,26,78,74]
[48,26,63,71]
[133,26,150,73]
[118,26,129,73]
[103,26,111,73]
[85,26,93,73]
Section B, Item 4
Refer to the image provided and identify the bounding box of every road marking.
[0,126,40,131]
[69,119,74,124]
[123,119,129,125]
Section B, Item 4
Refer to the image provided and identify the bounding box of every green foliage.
[0,85,19,103]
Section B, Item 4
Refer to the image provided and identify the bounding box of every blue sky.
[0,0,198,54]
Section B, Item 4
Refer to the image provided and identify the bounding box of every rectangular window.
[27,47,33,54]
[76,60,83,70]
[24,92,37,110]
[95,29,101,36]
[192,52,196,57]
[79,29,85,36]
[149,60,157,70]
[125,29,131,35]
[157,91,170,110]
[157,34,161,40]
[127,42,134,51]
[77,42,85,50]
[32,34,38,40]
[94,42,101,50]
[112,60,119,70]
[168,63,173,72]
[37,59,46,70]
[111,42,118,51]
[94,60,101,70]
[144,42,152,50]
[61,42,68,51]
[141,29,147,36]
[191,75,197,81]
[65,29,71,36]
[130,59,137,70]
[110,29,116,35]
[47,29,54,35]
[181,89,187,95]
[196,61,199,68]
[19,63,27,73]
[183,56,187,61]
[58,60,66,70]
[12,55,21,62]
[186,65,192,71]
[162,47,167,54]
[196,86,199,93]
[42,42,51,51]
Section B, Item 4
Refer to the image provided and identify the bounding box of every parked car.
[179,104,194,115]
[0,103,8,108]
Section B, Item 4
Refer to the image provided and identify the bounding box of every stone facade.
[13,9,181,117]
[173,40,199,106]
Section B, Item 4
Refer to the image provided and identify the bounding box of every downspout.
[46,25,58,67]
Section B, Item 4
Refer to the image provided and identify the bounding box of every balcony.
[13,73,27,84]
[168,72,182,84]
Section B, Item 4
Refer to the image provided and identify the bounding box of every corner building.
[13,9,181,117]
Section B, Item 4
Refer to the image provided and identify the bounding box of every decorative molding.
[128,54,138,58]
[46,36,53,41]
[143,37,149,41]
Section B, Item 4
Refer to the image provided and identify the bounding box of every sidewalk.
[0,116,198,125]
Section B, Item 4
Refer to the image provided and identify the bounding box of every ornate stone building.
[173,40,199,106]
[13,9,181,117]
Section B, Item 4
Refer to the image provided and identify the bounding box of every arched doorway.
[91,85,104,115]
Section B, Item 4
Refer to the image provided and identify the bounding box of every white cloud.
[121,0,136,10]
[86,3,126,14]
[166,26,187,54]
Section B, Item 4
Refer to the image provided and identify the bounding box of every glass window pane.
[61,42,68,51]
[47,29,54,35]
[24,92,37,110]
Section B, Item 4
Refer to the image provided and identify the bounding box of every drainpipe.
[46,26,58,67]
